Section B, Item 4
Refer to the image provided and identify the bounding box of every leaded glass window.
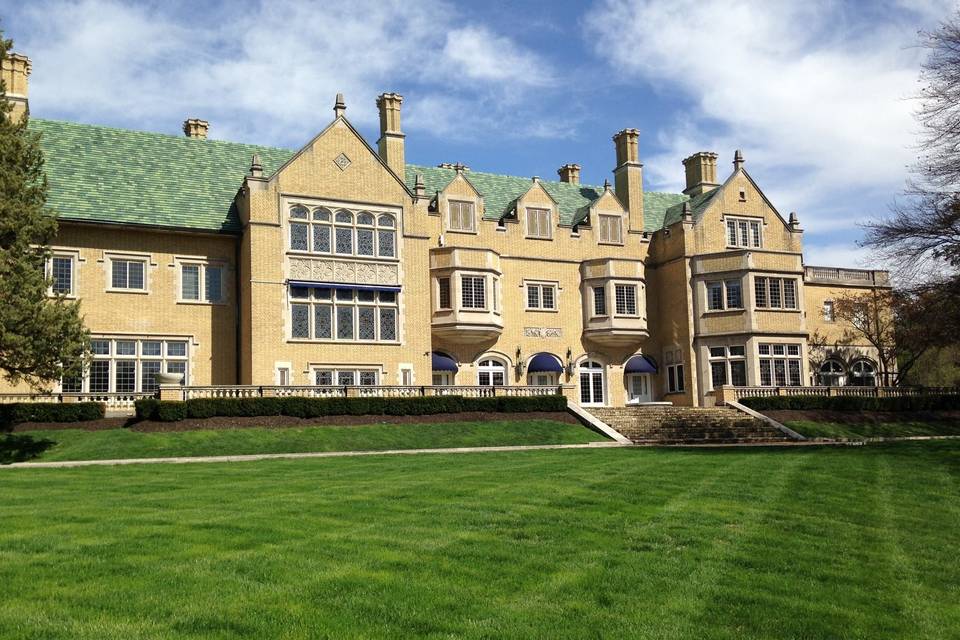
[379,308,397,341]
[313,225,331,253]
[314,305,332,339]
[337,306,354,339]
[358,307,376,340]
[290,287,398,342]
[357,228,374,256]
[378,229,395,257]
[335,227,353,254]
[338,371,355,386]
[292,304,310,338]
[182,264,200,300]
[290,223,309,251]
[51,256,73,295]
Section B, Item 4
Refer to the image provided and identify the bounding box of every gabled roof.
[406,164,687,231]
[30,119,294,233]
[29,118,690,234]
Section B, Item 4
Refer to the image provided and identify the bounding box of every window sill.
[106,288,149,295]
[446,228,479,236]
[525,307,559,313]
[702,308,745,315]
[597,241,625,247]
[287,339,402,345]
[286,250,400,263]
[177,300,229,306]
[755,307,802,313]
[524,235,554,241]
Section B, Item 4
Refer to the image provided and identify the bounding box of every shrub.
[155,401,187,422]
[137,393,568,422]
[0,402,105,428]
[740,393,960,412]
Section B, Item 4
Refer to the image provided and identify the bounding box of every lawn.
[0,419,605,463]
[786,419,960,439]
[2,442,959,639]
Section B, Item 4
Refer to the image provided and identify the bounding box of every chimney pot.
[681,151,720,196]
[558,163,581,184]
[376,92,405,176]
[733,149,744,171]
[2,52,32,122]
[182,118,209,139]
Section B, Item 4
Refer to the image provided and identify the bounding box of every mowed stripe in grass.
[4,419,605,463]
[1,443,959,639]
[786,419,960,439]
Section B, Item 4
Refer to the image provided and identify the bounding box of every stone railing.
[0,392,153,409]
[166,384,564,402]
[714,385,960,405]
[803,266,890,287]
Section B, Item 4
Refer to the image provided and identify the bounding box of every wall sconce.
[515,347,525,377]
[565,347,574,378]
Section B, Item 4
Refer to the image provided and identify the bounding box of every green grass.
[2,442,959,638]
[1,419,604,463]
[787,419,960,439]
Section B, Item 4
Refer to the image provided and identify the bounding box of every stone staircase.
[587,406,793,444]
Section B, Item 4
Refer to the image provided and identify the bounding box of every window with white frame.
[665,348,685,394]
[461,275,487,309]
[448,200,475,232]
[477,358,506,386]
[180,262,224,303]
[110,257,146,291]
[47,254,75,296]
[707,345,747,389]
[313,367,379,386]
[725,217,762,248]
[63,337,189,393]
[526,207,552,239]
[526,282,557,310]
[592,286,607,316]
[754,277,798,309]
[823,300,835,322]
[758,343,802,386]
[289,204,396,258]
[597,214,623,244]
[614,284,638,315]
[290,286,398,342]
[437,277,451,310]
[706,279,743,311]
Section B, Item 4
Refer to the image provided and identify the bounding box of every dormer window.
[448,200,475,232]
[597,214,623,244]
[526,207,552,239]
[725,216,762,248]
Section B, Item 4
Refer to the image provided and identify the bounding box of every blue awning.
[288,280,401,292]
[528,353,563,373]
[431,352,458,372]
[625,355,657,373]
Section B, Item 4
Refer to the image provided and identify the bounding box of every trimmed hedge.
[134,394,568,422]
[0,402,105,428]
[740,394,960,412]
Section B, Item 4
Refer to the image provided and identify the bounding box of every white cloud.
[13,0,565,146]
[584,0,951,232]
[801,241,883,270]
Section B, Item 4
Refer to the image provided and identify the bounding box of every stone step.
[585,405,788,444]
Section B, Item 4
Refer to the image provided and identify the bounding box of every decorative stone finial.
[249,153,263,178]
[789,211,799,229]
[414,173,425,197]
[454,162,466,174]
[682,201,692,222]
[733,149,744,171]
[603,178,611,190]
[333,93,346,118]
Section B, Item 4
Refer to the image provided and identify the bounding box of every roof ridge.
[30,118,295,154]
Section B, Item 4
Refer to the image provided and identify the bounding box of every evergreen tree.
[0,34,88,388]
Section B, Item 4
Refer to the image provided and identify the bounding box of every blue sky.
[4,0,956,267]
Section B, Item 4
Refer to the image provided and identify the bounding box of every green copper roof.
[406,164,686,232]
[29,119,294,233]
[29,118,689,234]
[662,187,719,228]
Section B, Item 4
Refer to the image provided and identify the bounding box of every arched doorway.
[818,360,845,386]
[477,358,507,386]
[578,360,605,406]
[850,360,877,386]
[624,354,657,403]
[527,353,563,387]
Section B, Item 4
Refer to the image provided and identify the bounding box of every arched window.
[818,360,845,386]
[477,358,506,386]
[578,360,605,405]
[288,205,397,258]
[850,360,877,387]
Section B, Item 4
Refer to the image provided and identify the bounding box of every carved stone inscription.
[524,327,562,338]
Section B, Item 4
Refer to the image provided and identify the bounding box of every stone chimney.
[1,52,31,122]
[612,129,644,232]
[182,118,209,139]
[682,152,720,196]
[558,163,581,184]
[376,92,405,177]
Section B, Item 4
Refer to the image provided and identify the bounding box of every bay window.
[759,343,802,386]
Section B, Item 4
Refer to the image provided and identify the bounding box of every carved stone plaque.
[289,258,399,286]
[333,152,351,171]
[524,327,562,338]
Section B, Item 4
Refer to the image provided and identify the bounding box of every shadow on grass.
[0,433,56,464]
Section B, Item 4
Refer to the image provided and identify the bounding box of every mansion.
[2,52,888,407]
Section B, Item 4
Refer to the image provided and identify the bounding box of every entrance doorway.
[578,361,605,406]
[627,373,652,403]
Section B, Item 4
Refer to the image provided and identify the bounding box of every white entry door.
[578,361,605,406]
[627,373,652,403]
